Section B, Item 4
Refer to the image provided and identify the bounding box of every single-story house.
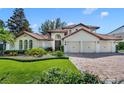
[6,23,122,53]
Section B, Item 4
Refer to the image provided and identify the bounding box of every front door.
[55,40,61,51]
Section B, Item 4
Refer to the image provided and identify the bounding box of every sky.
[0,8,124,34]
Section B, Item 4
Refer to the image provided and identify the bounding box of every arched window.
[24,40,28,50]
[55,34,61,40]
[29,40,33,49]
[19,40,23,50]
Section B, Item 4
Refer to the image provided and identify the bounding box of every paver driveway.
[66,53,124,83]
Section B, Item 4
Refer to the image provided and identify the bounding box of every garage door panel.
[66,41,80,53]
[83,41,96,53]
[100,42,112,52]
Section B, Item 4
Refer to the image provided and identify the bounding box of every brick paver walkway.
[67,53,124,83]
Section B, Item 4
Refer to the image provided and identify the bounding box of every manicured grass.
[0,59,79,84]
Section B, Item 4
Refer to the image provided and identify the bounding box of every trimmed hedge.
[0,57,69,62]
[4,50,18,56]
[5,50,26,55]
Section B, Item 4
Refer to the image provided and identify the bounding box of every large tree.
[0,19,5,28]
[39,18,66,34]
[7,8,32,35]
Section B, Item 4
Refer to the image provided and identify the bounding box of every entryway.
[55,40,61,51]
[55,34,61,51]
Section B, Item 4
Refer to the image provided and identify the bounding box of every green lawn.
[0,59,79,84]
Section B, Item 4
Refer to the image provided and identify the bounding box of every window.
[19,40,23,50]
[24,40,28,50]
[29,40,33,49]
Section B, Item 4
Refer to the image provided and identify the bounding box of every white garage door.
[100,42,112,52]
[83,41,96,53]
[66,41,80,53]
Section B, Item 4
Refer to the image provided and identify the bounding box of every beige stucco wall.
[64,30,99,53]
[64,30,100,41]
[42,41,53,48]
[66,25,96,35]
[6,34,53,50]
[64,30,116,53]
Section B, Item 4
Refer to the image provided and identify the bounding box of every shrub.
[60,45,64,52]
[52,51,64,57]
[116,42,124,52]
[18,50,26,54]
[4,50,18,56]
[5,50,26,55]
[31,68,101,84]
[25,48,47,57]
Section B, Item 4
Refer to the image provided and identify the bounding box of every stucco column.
[64,40,67,53]
[80,41,83,53]
[52,41,55,51]
[111,41,116,52]
[96,41,100,53]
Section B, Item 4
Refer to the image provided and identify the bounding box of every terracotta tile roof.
[62,23,100,30]
[94,34,122,40]
[47,29,67,33]
[63,27,122,40]
[86,25,100,30]
[17,31,53,40]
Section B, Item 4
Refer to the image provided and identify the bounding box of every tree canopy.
[7,8,32,35]
[0,19,5,28]
[0,28,15,45]
[39,18,66,34]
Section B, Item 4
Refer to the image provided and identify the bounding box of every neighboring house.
[6,23,122,53]
[108,25,124,40]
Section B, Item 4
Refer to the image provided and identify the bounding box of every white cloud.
[31,24,38,29]
[83,8,97,15]
[67,22,75,25]
[100,12,109,18]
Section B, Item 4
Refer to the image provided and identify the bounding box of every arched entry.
[55,34,61,51]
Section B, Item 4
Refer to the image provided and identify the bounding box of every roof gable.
[63,23,100,30]
[63,27,122,40]
[16,31,52,40]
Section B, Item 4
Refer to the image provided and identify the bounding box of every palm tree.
[0,28,15,55]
